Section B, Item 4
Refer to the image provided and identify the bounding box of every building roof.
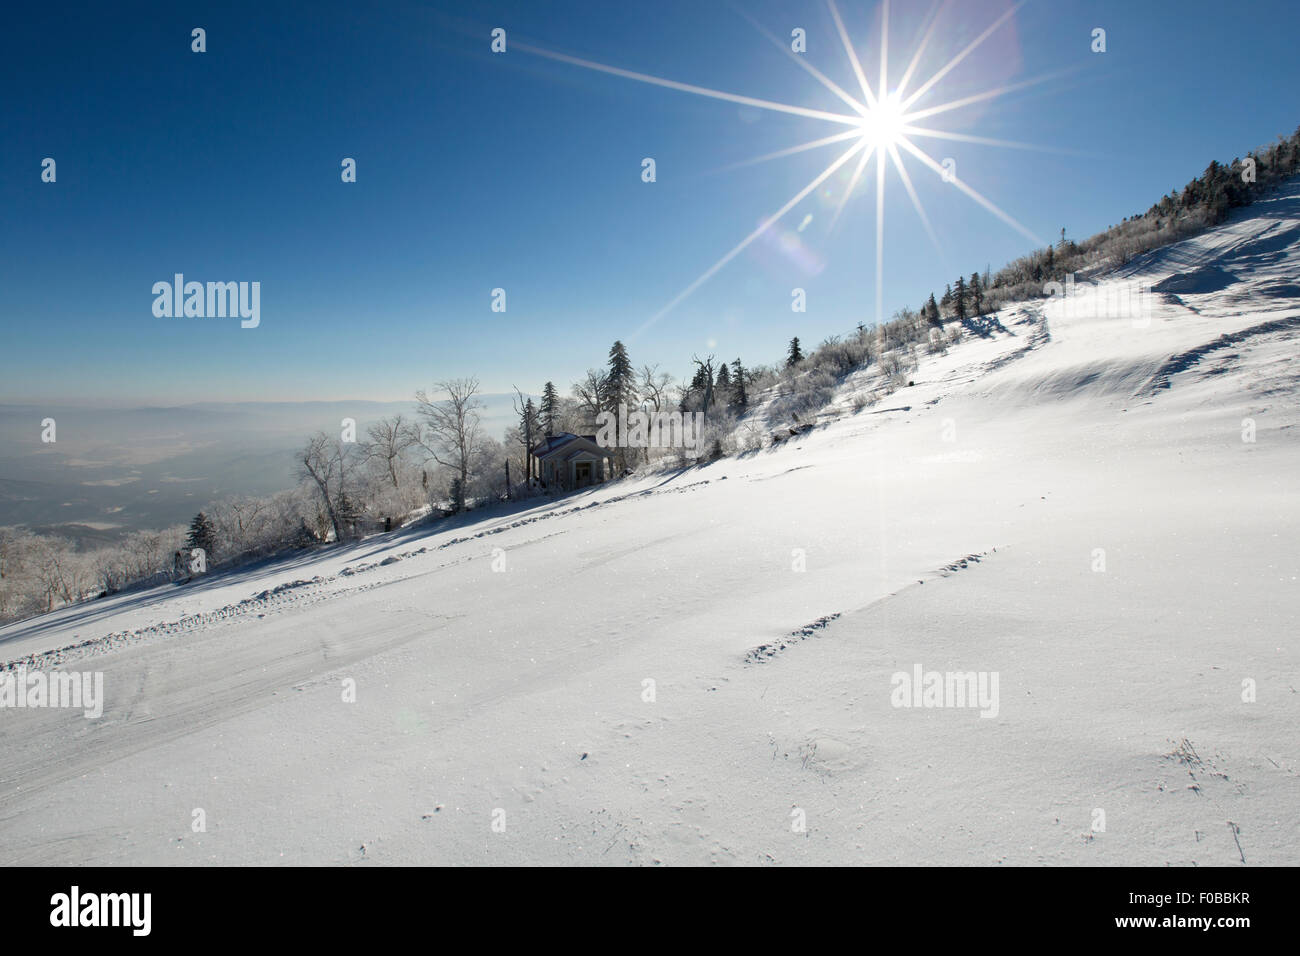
[531,432,601,459]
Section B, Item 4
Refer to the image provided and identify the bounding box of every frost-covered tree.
[511,388,541,481]
[539,381,559,437]
[298,433,354,541]
[571,369,606,431]
[604,341,636,413]
[731,359,748,409]
[786,337,803,367]
[639,364,673,413]
[714,361,731,409]
[185,512,217,559]
[364,415,420,492]
[969,273,984,317]
[415,378,485,514]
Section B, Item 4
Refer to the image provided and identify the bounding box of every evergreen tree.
[691,355,717,413]
[522,395,538,437]
[185,512,217,560]
[1207,177,1230,223]
[520,397,539,439]
[539,381,558,436]
[689,365,710,392]
[604,341,635,413]
[954,276,968,322]
[786,336,804,367]
[731,359,747,409]
[969,272,984,317]
[926,292,940,325]
[518,396,540,478]
[714,361,731,407]
[680,360,711,413]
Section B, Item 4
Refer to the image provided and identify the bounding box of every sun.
[857,92,907,148]
[515,0,1053,335]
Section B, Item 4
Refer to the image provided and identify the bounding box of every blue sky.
[3,0,1298,405]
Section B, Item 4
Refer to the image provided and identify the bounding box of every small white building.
[531,433,613,490]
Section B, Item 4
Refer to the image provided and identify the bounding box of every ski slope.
[3,183,1298,866]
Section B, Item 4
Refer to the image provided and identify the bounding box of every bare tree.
[415,378,484,512]
[692,354,717,414]
[571,369,606,430]
[29,537,76,611]
[364,415,420,491]
[298,432,351,542]
[633,364,675,464]
[228,496,267,538]
[511,386,541,483]
[639,364,673,412]
[0,527,36,619]
[124,529,168,582]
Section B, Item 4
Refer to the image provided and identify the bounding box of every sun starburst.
[517,0,1060,338]
[857,91,907,148]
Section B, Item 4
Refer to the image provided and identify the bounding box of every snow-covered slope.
[3,184,1299,867]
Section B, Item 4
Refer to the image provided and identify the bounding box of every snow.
[2,183,1298,866]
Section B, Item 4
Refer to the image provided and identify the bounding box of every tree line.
[916,125,1300,319]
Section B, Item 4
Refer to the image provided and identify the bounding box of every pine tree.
[521,397,539,439]
[605,341,635,413]
[519,396,540,479]
[1207,181,1230,223]
[786,337,803,367]
[926,292,940,325]
[714,361,731,407]
[185,512,217,560]
[731,359,747,409]
[954,276,967,322]
[539,381,558,436]
[969,272,984,317]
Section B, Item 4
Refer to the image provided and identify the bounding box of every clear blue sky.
[3,0,1297,404]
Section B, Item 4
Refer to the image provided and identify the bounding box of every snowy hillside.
[3,183,1298,866]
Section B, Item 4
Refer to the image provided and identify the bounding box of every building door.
[575,461,592,487]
